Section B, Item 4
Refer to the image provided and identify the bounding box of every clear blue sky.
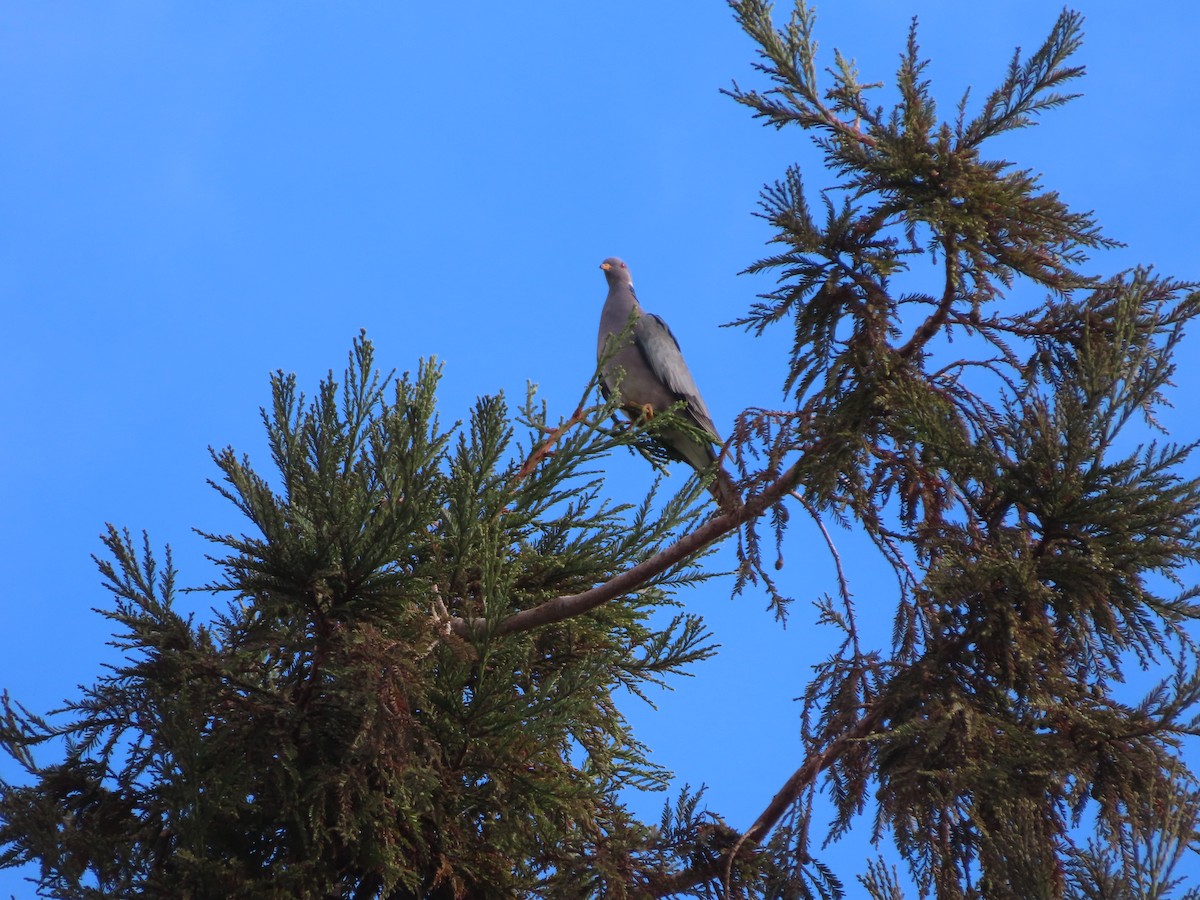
[3,2,1199,894]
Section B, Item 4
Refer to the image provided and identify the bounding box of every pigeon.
[597,257,738,509]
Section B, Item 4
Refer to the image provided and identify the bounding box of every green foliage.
[0,336,727,898]
[727,2,1200,897]
[4,4,1200,899]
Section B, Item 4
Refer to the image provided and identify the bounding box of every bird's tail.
[660,425,740,512]
[707,466,741,513]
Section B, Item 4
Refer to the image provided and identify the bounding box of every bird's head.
[599,257,633,288]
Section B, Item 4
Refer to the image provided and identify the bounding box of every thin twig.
[509,404,589,486]
[791,489,851,608]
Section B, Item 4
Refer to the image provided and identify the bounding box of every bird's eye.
[621,262,627,269]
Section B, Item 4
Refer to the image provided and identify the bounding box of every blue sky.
[3,2,1200,893]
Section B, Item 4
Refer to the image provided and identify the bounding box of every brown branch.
[642,705,885,899]
[450,452,815,640]
[454,434,881,890]
[830,113,877,149]
[744,705,883,845]
[899,235,959,360]
[509,404,589,486]
[451,511,736,639]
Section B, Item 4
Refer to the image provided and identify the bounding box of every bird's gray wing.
[633,313,719,439]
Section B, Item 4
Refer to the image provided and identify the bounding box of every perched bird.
[596,257,738,509]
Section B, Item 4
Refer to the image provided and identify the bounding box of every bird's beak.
[599,262,611,271]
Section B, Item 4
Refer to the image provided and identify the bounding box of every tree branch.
[899,234,959,359]
[641,704,885,898]
[744,704,883,845]
[450,452,815,640]
[510,404,588,486]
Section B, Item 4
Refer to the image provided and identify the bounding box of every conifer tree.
[3,3,1200,898]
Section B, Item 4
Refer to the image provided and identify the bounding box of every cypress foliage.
[4,4,1200,898]
[0,339,723,898]
[723,3,1200,898]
